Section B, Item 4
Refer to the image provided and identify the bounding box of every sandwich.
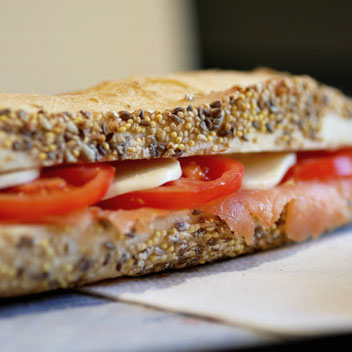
[0,68,352,297]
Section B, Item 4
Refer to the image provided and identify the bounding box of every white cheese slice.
[103,158,182,200]
[231,152,296,190]
[0,169,40,190]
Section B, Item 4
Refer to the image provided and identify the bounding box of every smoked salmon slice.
[202,178,352,244]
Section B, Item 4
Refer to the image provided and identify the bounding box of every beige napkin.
[83,226,352,336]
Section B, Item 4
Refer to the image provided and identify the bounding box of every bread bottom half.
[1,202,351,298]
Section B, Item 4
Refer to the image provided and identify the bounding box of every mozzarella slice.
[103,158,182,200]
[0,169,40,190]
[231,152,296,190]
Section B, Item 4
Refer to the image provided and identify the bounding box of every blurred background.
[0,0,351,94]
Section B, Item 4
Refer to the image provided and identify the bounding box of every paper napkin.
[83,226,352,336]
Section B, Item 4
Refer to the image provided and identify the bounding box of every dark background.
[194,0,352,94]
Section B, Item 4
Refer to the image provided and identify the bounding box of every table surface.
[2,290,352,352]
[0,290,277,352]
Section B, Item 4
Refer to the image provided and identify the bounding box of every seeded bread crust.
[1,205,352,298]
[0,68,352,172]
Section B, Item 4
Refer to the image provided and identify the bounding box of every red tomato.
[100,155,244,210]
[0,163,115,221]
[181,160,211,181]
[11,177,68,194]
[284,148,352,181]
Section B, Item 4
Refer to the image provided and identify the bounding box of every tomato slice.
[100,155,244,210]
[0,163,115,221]
[10,177,68,194]
[283,148,352,182]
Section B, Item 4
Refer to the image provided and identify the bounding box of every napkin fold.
[83,226,352,336]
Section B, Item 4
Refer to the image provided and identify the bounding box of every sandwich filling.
[0,148,352,244]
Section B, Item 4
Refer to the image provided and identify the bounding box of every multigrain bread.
[0,68,352,172]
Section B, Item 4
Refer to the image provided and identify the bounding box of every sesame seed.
[170,114,181,124]
[197,134,207,141]
[80,144,96,161]
[66,121,79,134]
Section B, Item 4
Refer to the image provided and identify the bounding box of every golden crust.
[0,69,280,113]
[0,68,351,172]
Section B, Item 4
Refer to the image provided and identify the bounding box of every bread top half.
[0,68,351,172]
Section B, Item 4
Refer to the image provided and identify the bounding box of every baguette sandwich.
[1,68,352,297]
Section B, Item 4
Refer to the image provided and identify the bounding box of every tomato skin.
[100,156,244,210]
[284,148,352,182]
[10,177,67,194]
[0,164,115,222]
